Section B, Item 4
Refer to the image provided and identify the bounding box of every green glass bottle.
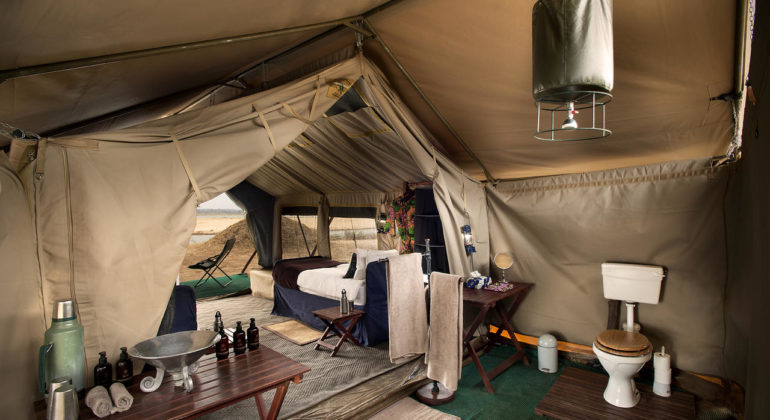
[38,300,86,393]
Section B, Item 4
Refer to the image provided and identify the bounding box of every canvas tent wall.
[0,56,489,417]
[0,0,764,417]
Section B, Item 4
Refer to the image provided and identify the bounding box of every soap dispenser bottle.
[216,328,229,360]
[233,321,246,355]
[93,351,112,388]
[115,347,134,385]
[247,318,259,350]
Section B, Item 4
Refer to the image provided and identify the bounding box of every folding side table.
[462,282,534,393]
[312,307,365,357]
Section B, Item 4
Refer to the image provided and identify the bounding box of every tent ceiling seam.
[362,18,496,183]
[495,166,720,195]
[0,16,366,82]
[41,1,405,136]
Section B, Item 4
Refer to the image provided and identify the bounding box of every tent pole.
[297,215,312,256]
[240,249,258,274]
[363,19,496,183]
[0,16,367,82]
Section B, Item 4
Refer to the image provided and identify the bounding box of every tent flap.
[32,58,365,383]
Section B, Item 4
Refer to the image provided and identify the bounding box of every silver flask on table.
[340,289,349,314]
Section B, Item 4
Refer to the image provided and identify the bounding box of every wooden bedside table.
[312,307,365,357]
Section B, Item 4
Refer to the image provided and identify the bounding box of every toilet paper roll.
[653,381,671,397]
[654,351,671,371]
[655,368,672,385]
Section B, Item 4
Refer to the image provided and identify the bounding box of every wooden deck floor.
[536,366,695,419]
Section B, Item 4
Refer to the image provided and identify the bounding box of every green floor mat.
[430,347,565,420]
[180,273,251,299]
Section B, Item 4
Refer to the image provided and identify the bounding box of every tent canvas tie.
[169,133,203,202]
[281,102,312,125]
[252,104,277,152]
[308,77,321,121]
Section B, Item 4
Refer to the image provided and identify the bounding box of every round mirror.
[493,252,514,270]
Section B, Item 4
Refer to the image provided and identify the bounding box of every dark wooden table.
[312,306,365,357]
[35,345,310,420]
[463,282,534,393]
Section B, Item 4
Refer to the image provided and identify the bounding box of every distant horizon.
[197,208,244,215]
[197,193,242,211]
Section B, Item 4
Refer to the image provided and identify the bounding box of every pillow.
[353,249,371,280]
[342,254,357,279]
[354,249,399,280]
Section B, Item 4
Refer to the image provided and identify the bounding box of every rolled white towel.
[85,385,117,417]
[110,382,134,412]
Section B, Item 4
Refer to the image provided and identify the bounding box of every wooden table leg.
[315,317,362,356]
[329,317,361,356]
[466,340,496,394]
[253,380,292,420]
[314,325,334,351]
[494,304,530,366]
[266,381,291,420]
[463,304,491,346]
[462,305,496,393]
[255,393,268,420]
[339,317,361,346]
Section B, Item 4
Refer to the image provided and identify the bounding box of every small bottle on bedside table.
[216,328,229,360]
[340,289,349,314]
[247,318,259,350]
[233,321,246,355]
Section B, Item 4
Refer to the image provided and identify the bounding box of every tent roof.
[0,0,745,180]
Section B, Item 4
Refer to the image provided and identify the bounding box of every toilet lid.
[595,329,652,357]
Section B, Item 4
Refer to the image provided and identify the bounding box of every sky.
[197,193,241,210]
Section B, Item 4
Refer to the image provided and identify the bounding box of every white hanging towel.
[426,272,464,391]
[387,253,428,363]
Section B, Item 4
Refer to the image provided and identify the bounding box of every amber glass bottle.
[247,318,259,350]
[115,347,134,385]
[216,328,229,360]
[233,321,246,355]
[93,351,112,388]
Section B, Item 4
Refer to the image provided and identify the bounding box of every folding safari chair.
[188,238,236,288]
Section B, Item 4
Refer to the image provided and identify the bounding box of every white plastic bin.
[538,334,558,373]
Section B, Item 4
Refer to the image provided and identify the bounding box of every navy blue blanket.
[272,260,389,347]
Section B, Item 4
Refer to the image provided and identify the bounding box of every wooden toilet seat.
[594,329,652,357]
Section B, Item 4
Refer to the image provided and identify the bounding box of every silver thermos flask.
[340,289,349,314]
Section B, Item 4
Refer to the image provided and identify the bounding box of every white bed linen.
[296,264,367,305]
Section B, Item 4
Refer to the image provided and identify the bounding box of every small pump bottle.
[247,318,260,350]
[233,321,247,355]
[216,328,230,360]
[115,347,134,385]
[93,351,112,388]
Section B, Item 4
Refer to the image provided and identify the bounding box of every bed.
[271,253,394,347]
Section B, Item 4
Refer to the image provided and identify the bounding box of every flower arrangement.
[383,186,416,253]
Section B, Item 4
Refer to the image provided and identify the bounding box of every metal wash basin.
[128,330,220,393]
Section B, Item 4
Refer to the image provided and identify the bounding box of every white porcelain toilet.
[593,262,664,408]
